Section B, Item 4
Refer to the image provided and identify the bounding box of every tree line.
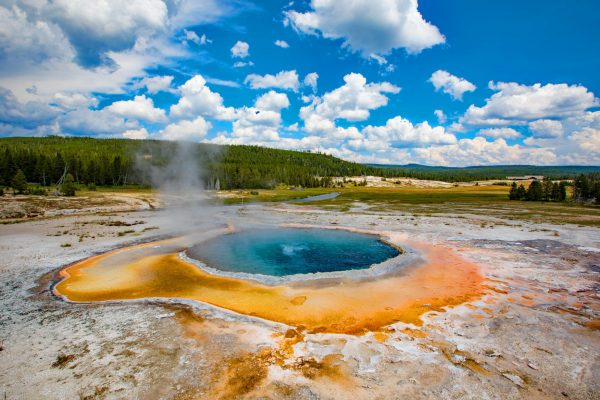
[508,178,568,202]
[571,173,600,204]
[0,137,373,191]
[1,137,599,193]
[508,173,600,204]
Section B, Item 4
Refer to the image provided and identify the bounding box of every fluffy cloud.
[429,70,476,101]
[285,0,445,56]
[434,109,446,124]
[0,0,235,101]
[300,73,399,136]
[230,91,291,142]
[571,128,600,154]
[245,70,300,91]
[0,5,74,68]
[122,128,149,139]
[169,75,235,120]
[184,29,201,44]
[255,91,290,112]
[184,29,210,45]
[231,40,250,58]
[106,95,166,123]
[159,117,212,141]
[412,137,557,166]
[477,127,521,139]
[135,75,173,94]
[521,111,600,164]
[274,40,289,48]
[0,88,61,129]
[58,108,139,136]
[208,91,292,145]
[357,117,456,150]
[461,82,598,127]
[528,119,564,138]
[52,92,98,110]
[303,72,319,93]
[50,0,168,67]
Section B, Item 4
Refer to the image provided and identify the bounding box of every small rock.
[486,351,502,358]
[502,373,525,388]
[527,362,539,370]
[155,312,175,319]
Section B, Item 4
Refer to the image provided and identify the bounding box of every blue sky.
[1,0,599,166]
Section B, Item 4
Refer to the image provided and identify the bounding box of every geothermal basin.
[53,226,484,334]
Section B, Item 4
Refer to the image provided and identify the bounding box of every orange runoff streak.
[54,242,484,334]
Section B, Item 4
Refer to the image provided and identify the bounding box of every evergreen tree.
[558,181,568,201]
[542,177,553,201]
[573,174,590,201]
[61,173,76,196]
[551,182,560,201]
[516,184,527,200]
[593,181,600,204]
[526,180,543,201]
[11,169,28,194]
[509,182,519,200]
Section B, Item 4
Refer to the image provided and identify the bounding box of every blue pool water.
[187,228,400,276]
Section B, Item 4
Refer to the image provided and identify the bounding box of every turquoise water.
[188,228,400,276]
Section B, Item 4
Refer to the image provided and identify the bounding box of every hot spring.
[186,228,401,277]
[53,225,484,333]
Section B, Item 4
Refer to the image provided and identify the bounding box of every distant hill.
[0,136,597,189]
[368,163,600,181]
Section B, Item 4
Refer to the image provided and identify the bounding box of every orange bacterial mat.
[54,239,484,334]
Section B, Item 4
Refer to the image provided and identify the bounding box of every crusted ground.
[0,192,598,399]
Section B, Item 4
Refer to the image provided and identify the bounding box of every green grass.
[220,185,600,227]
[221,187,333,204]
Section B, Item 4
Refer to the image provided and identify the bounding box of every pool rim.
[181,224,420,286]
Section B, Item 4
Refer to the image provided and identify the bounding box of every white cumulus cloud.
[285,0,445,56]
[169,75,235,120]
[303,72,319,93]
[412,137,557,166]
[245,70,300,91]
[122,128,149,139]
[274,40,289,48]
[134,75,173,94]
[358,117,457,150]
[0,0,235,102]
[429,70,476,101]
[571,128,600,154]
[106,95,166,123]
[231,40,249,58]
[159,116,212,141]
[528,119,564,138]
[461,81,598,127]
[300,73,399,136]
[477,127,521,139]
[434,109,446,124]
[255,91,290,112]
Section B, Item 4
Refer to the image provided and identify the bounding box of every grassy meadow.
[221,184,600,227]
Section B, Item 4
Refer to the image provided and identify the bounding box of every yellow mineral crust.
[54,241,484,334]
